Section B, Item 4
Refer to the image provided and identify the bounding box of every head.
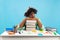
[24,7,37,18]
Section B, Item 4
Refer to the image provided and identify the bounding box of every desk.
[0,31,60,40]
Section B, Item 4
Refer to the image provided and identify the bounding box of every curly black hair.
[24,7,37,17]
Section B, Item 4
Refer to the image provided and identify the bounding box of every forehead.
[31,12,35,14]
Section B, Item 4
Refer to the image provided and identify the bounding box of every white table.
[0,31,60,40]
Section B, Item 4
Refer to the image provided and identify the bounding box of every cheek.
[32,14,35,17]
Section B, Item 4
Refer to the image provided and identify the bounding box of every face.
[29,12,35,18]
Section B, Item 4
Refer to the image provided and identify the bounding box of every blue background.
[0,0,60,34]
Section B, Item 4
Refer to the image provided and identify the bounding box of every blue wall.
[0,0,60,34]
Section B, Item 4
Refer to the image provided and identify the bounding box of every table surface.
[1,30,60,37]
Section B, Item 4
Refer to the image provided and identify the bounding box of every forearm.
[38,24,42,29]
[19,18,26,28]
[19,24,24,28]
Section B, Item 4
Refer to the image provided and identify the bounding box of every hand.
[40,28,43,31]
[18,28,22,31]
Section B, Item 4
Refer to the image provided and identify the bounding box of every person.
[19,7,43,31]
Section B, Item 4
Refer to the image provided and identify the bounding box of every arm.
[19,18,26,28]
[37,18,42,28]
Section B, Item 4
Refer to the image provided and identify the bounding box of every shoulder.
[22,18,27,21]
[35,17,40,21]
[23,17,29,20]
